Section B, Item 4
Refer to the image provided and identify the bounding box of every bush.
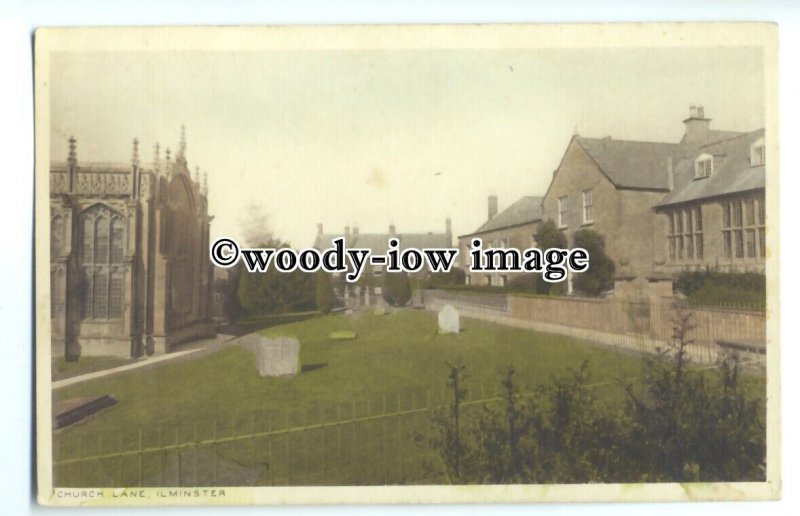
[572,229,615,297]
[534,220,568,295]
[382,271,412,307]
[315,270,334,314]
[237,238,316,315]
[675,270,766,308]
[429,307,766,483]
[216,265,246,323]
[420,267,467,289]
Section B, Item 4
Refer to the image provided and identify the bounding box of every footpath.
[52,333,241,390]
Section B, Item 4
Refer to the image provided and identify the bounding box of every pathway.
[52,333,243,390]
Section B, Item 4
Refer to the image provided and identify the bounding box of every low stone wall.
[422,290,767,365]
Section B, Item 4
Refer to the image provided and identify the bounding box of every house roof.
[657,129,765,207]
[681,129,745,147]
[460,196,543,237]
[574,137,680,190]
[313,232,451,253]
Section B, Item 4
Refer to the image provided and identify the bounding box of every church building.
[49,129,215,359]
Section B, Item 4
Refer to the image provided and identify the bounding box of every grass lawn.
[52,356,140,382]
[52,309,731,487]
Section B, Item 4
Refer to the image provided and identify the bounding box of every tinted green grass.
[52,309,717,486]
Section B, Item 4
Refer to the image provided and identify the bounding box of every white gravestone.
[438,304,460,334]
[254,337,300,377]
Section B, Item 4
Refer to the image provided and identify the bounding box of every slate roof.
[460,196,543,237]
[681,129,744,147]
[657,129,765,207]
[574,137,680,190]
[314,231,451,253]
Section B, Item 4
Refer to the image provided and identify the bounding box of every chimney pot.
[682,106,712,144]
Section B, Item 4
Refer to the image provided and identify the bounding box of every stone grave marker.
[373,299,387,316]
[438,304,460,334]
[254,336,300,377]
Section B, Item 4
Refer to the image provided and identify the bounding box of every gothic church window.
[79,204,126,320]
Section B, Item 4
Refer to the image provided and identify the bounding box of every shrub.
[572,229,615,297]
[675,270,766,308]
[534,220,568,295]
[315,270,334,314]
[421,267,467,289]
[237,238,316,315]
[429,307,766,483]
[217,265,246,323]
[382,271,412,307]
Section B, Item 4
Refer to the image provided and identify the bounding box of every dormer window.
[695,154,713,179]
[751,137,765,166]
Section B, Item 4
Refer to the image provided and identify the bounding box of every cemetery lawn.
[53,309,651,486]
[52,355,140,381]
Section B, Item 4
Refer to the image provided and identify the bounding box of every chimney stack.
[344,225,351,238]
[488,195,498,221]
[389,224,396,235]
[682,104,711,145]
[445,218,452,246]
[317,223,323,235]
[353,225,359,237]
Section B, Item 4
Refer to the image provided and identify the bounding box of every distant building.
[49,129,215,359]
[313,221,452,302]
[457,195,543,287]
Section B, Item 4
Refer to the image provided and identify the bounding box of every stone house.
[49,130,215,359]
[541,106,766,298]
[313,221,452,303]
[457,195,543,287]
[654,128,766,276]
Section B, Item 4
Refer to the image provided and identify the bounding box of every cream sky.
[49,46,764,247]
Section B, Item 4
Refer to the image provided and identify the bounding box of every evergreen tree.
[572,229,615,297]
[315,270,334,314]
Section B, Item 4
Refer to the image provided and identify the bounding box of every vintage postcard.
[34,24,779,505]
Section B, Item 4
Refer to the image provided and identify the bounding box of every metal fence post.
[138,428,143,487]
[175,426,181,486]
[157,427,163,487]
[212,419,218,485]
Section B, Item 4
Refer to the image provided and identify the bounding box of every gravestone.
[438,304,460,334]
[254,336,300,377]
[373,299,387,316]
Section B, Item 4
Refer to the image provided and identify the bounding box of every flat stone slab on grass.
[329,330,357,340]
[254,337,300,377]
[53,395,117,429]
